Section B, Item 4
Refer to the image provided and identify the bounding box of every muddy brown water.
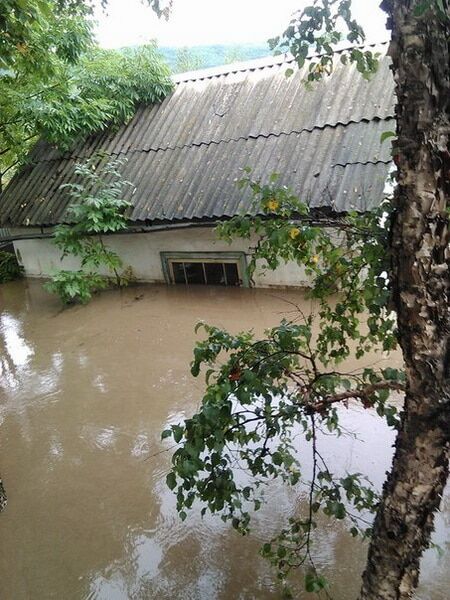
[0,280,448,600]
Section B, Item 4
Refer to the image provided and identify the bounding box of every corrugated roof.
[0,45,395,227]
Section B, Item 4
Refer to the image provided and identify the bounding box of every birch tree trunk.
[359,1,450,598]
[0,476,6,512]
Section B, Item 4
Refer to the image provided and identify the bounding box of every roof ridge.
[173,41,390,83]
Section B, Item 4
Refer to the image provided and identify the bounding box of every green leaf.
[272,451,283,466]
[194,321,205,334]
[305,572,328,593]
[161,429,172,440]
[261,542,272,556]
[380,130,397,144]
[166,472,177,491]
[190,362,200,377]
[172,425,184,444]
[290,471,300,485]
[335,503,346,519]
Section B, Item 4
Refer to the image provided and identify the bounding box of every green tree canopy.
[0,1,91,71]
[0,1,173,189]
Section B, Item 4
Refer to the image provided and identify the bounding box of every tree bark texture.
[360,1,450,599]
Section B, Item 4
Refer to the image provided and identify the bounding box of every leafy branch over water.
[162,174,404,594]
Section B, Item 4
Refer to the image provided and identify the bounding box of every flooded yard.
[0,280,448,600]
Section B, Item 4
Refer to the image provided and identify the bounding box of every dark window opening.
[184,262,204,284]
[172,262,187,284]
[170,261,240,286]
[224,262,240,286]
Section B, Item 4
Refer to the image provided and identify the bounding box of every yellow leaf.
[265,198,279,211]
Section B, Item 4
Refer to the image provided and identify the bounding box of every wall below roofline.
[12,227,311,289]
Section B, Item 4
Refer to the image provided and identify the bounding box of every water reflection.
[0,312,34,390]
[0,280,448,600]
[1,313,34,367]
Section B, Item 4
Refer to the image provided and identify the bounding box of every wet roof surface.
[0,46,395,226]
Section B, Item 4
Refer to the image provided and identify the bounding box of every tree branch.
[307,381,405,414]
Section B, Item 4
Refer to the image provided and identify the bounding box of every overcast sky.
[94,0,388,49]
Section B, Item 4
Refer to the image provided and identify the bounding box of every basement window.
[161,252,249,287]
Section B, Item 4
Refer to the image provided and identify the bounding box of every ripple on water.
[79,424,119,451]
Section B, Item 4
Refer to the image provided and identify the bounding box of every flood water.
[0,280,448,600]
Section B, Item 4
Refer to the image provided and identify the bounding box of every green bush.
[0,250,23,283]
[47,155,134,304]
[44,270,107,304]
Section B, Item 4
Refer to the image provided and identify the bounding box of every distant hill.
[157,43,272,73]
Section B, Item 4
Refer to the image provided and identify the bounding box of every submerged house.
[0,47,395,288]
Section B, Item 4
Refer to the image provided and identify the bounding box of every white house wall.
[12,227,311,288]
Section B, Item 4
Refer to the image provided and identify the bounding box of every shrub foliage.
[45,155,134,304]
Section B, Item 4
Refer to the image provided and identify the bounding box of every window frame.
[160,251,250,287]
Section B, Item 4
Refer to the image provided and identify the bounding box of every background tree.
[160,2,449,599]
[224,46,245,64]
[0,1,173,191]
[174,47,204,73]
[0,0,91,187]
[158,43,270,70]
